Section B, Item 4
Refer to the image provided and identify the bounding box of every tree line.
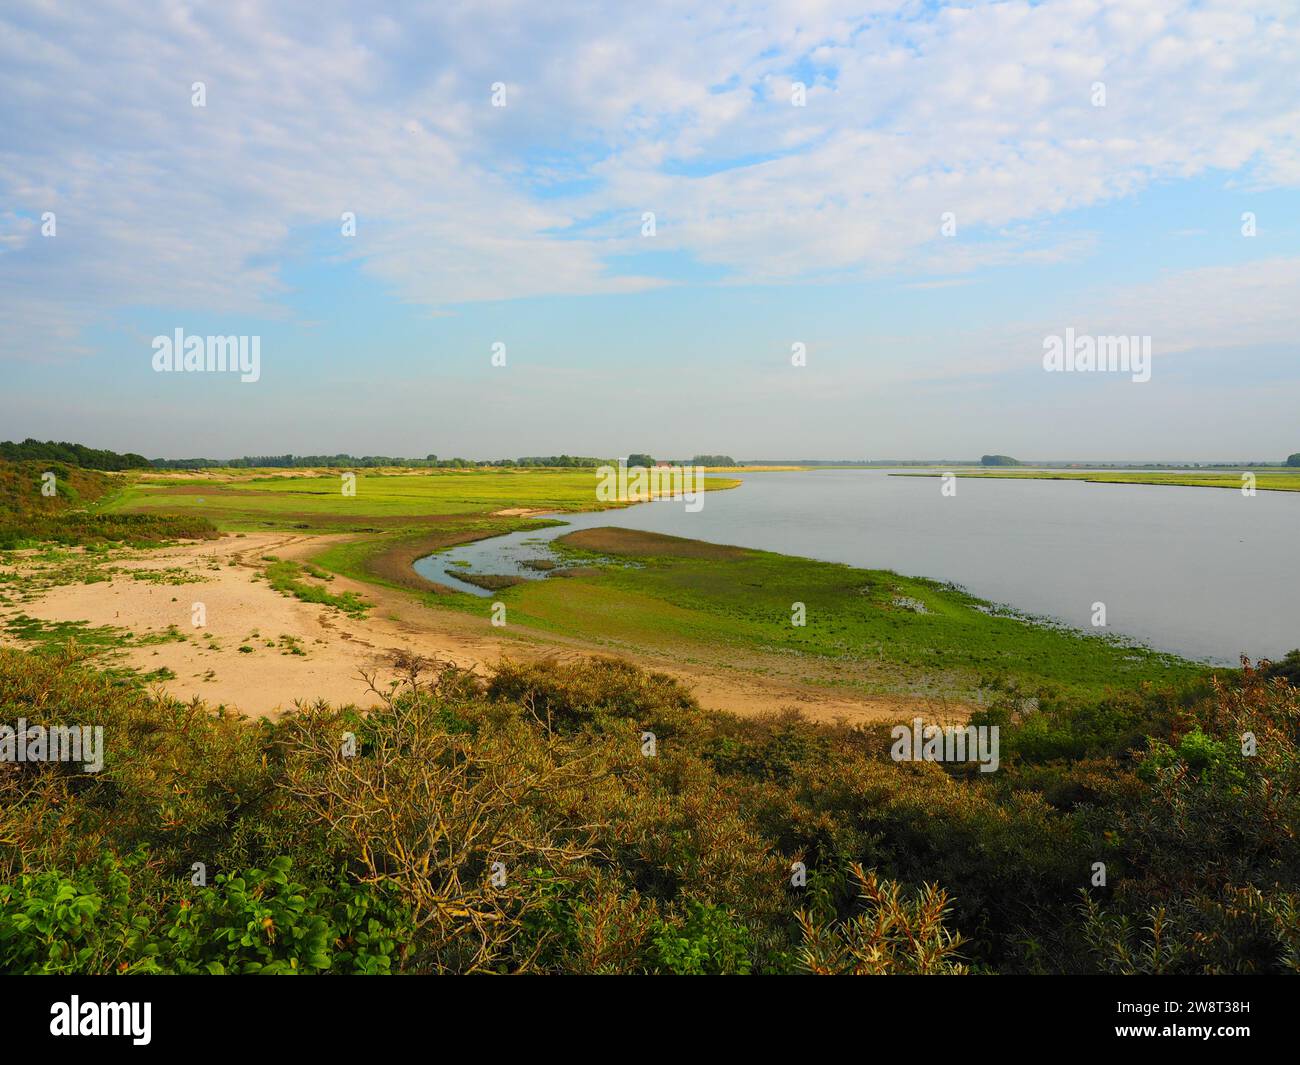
[0,438,150,471]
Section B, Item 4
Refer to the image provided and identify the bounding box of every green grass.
[107,468,741,532]
[262,560,370,618]
[5,613,186,651]
[2,613,188,688]
[458,528,1212,701]
[892,468,1300,492]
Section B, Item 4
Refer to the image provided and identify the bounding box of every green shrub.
[1138,728,1245,790]
[487,656,706,740]
[0,851,159,974]
[165,858,410,974]
[651,901,754,974]
[0,851,411,975]
[796,864,969,974]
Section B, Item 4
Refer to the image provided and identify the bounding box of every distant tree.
[1287,453,1300,467]
[1261,649,1300,686]
[626,453,655,468]
[980,454,1022,467]
[0,438,150,471]
[691,454,736,466]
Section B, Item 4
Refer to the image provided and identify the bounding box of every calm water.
[413,469,1300,664]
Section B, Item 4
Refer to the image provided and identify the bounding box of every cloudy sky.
[2,0,1298,461]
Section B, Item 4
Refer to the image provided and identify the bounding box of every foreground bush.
[2,646,1297,973]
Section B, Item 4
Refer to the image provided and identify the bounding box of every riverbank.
[892,468,1300,492]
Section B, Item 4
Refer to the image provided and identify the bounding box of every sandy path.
[1,533,968,724]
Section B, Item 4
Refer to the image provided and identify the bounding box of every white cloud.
[1,0,1298,361]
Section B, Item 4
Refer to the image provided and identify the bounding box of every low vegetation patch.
[5,613,185,652]
[560,527,749,560]
[450,571,525,591]
[263,560,369,618]
[0,460,217,549]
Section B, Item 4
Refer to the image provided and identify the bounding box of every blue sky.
[1,0,1298,460]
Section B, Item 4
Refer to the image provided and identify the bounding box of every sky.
[1,0,1298,462]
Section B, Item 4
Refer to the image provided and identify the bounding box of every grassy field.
[891,468,1300,492]
[106,468,712,529]
[102,467,748,621]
